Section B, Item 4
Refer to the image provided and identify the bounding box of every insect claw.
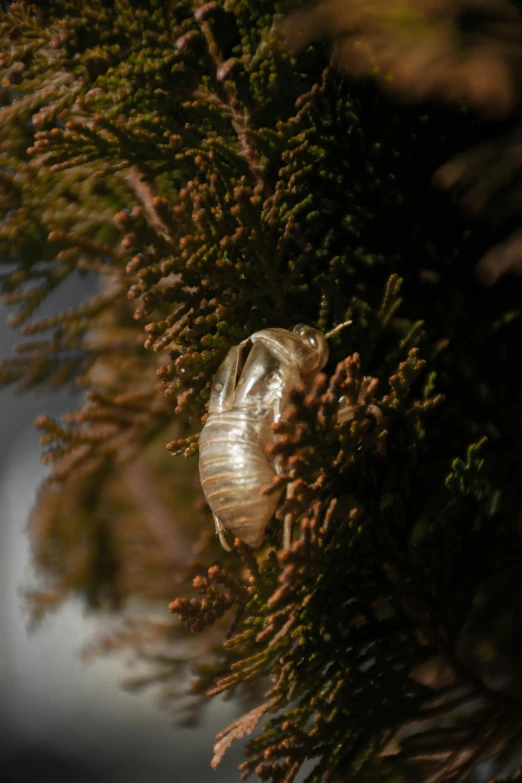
[218,528,232,552]
[214,514,232,552]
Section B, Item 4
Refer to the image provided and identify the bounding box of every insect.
[199,322,362,551]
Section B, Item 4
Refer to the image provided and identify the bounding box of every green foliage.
[1,1,522,782]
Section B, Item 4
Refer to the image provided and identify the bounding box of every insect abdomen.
[199,409,280,548]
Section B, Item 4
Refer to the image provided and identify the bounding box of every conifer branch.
[2,2,522,782]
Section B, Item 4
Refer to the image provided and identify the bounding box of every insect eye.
[293,324,318,349]
[292,324,329,368]
[292,323,309,339]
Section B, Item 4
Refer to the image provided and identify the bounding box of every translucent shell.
[198,325,330,549]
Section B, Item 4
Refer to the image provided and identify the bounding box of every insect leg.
[358,377,383,425]
[336,399,363,425]
[367,403,384,425]
[213,513,232,552]
[337,375,383,426]
[337,400,384,426]
[208,339,251,414]
[283,481,296,551]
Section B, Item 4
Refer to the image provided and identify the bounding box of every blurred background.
[0,279,244,783]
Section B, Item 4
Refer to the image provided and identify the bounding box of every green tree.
[2,1,522,781]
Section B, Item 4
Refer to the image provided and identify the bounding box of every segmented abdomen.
[198,408,280,548]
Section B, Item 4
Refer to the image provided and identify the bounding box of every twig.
[124,166,173,242]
